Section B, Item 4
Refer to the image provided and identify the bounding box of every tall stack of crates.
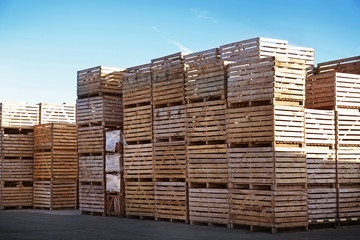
[0,102,39,209]
[33,123,78,209]
[76,66,123,215]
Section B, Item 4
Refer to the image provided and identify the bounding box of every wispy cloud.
[191,8,217,23]
[167,39,193,54]
[151,26,160,33]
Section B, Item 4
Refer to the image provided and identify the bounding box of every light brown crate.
[79,182,105,213]
[305,109,335,145]
[79,155,104,182]
[0,102,39,128]
[1,158,33,181]
[317,56,360,75]
[154,105,185,140]
[307,187,337,221]
[1,182,33,208]
[40,103,76,124]
[125,181,155,217]
[1,131,34,158]
[337,146,360,184]
[124,105,152,143]
[306,146,336,185]
[124,143,153,179]
[339,186,360,218]
[77,125,104,154]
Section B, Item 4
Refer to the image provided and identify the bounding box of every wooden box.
[79,181,105,213]
[0,102,39,128]
[336,109,360,146]
[79,155,104,182]
[77,125,104,154]
[124,105,152,144]
[305,109,335,145]
[153,105,185,141]
[125,181,155,217]
[337,146,360,184]
[306,146,336,185]
[339,186,360,218]
[39,103,76,124]
[316,56,360,75]
[1,181,33,208]
[124,143,153,179]
[307,187,337,221]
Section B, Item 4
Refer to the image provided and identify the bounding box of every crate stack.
[33,123,78,209]
[76,66,123,215]
[184,48,229,226]
[152,53,188,222]
[306,62,360,224]
[0,102,39,209]
[123,64,154,218]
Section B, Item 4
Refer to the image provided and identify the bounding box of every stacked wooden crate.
[33,123,78,209]
[315,56,360,75]
[152,53,188,222]
[123,64,154,218]
[77,66,123,215]
[0,102,39,209]
[39,103,76,124]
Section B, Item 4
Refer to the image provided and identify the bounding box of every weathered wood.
[305,109,335,145]
[39,103,76,124]
[307,187,337,221]
[317,56,360,75]
[1,181,33,208]
[0,102,39,128]
[306,146,336,185]
[124,105,152,144]
[124,143,153,179]
[79,181,105,214]
[154,105,185,141]
[125,181,155,217]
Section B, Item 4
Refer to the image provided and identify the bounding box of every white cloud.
[167,39,193,54]
[191,8,217,23]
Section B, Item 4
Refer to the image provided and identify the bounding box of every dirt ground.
[0,210,359,240]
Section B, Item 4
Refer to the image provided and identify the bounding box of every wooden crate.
[307,187,337,222]
[152,53,185,107]
[339,185,360,218]
[123,64,152,107]
[34,123,77,151]
[124,105,152,144]
[77,66,123,97]
[77,125,104,154]
[227,147,274,185]
[305,109,335,145]
[189,188,229,225]
[125,181,155,217]
[153,105,185,141]
[34,151,78,180]
[76,96,123,127]
[227,57,306,106]
[1,158,33,181]
[79,155,104,182]
[0,101,39,128]
[79,181,105,214]
[306,146,336,185]
[228,105,304,144]
[154,141,186,180]
[306,72,360,109]
[230,188,273,228]
[337,109,360,146]
[154,182,187,221]
[124,143,153,179]
[0,131,34,158]
[106,192,125,216]
[187,144,227,183]
[1,181,33,208]
[39,103,76,124]
[186,100,227,143]
[184,48,226,102]
[33,180,77,209]
[316,56,360,75]
[337,146,360,184]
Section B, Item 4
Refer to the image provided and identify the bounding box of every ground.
[0,210,359,240]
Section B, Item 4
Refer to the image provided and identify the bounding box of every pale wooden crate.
[336,109,360,146]
[337,146,360,184]
[1,181,33,208]
[155,182,187,221]
[339,186,360,218]
[79,155,104,182]
[307,187,337,222]
[305,109,335,145]
[77,125,104,154]
[39,103,76,124]
[0,131,34,158]
[125,181,155,217]
[1,158,33,181]
[77,66,123,97]
[153,105,185,141]
[124,105,152,144]
[124,143,153,179]
[0,101,39,128]
[306,146,336,185]
[306,72,360,109]
[79,181,105,214]
[316,56,360,75]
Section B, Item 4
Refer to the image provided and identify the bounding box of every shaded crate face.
[154,141,186,180]
[305,109,335,145]
[79,182,105,213]
[1,158,33,181]
[1,182,33,208]
[337,146,360,184]
[227,147,274,185]
[40,103,76,124]
[77,126,104,154]
[189,188,229,225]
[1,132,34,158]
[306,146,336,185]
[187,144,227,183]
[339,186,360,218]
[153,105,185,141]
[0,102,39,128]
[33,181,51,208]
[124,105,152,144]
[230,189,273,227]
[124,143,153,179]
[79,155,104,182]
[125,181,155,217]
[274,105,304,143]
[154,182,187,221]
[307,187,337,221]
[186,100,227,143]
[337,109,360,146]
[317,56,360,75]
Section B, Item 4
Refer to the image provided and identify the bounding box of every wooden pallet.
[124,143,153,179]
[227,57,306,106]
[0,131,34,158]
[306,146,336,185]
[184,48,226,102]
[155,182,187,221]
[77,66,123,97]
[306,72,360,109]
[337,146,360,184]
[307,186,337,222]
[336,109,360,146]
[305,109,335,145]
[39,103,76,124]
[153,105,185,141]
[79,181,105,214]
[0,158,33,181]
[339,185,360,218]
[151,53,185,108]
[187,144,227,183]
[125,181,155,217]
[189,188,229,225]
[1,181,33,208]
[154,141,186,180]
[316,56,360,75]
[34,123,77,151]
[123,64,152,107]
[33,180,77,209]
[186,100,227,143]
[79,155,104,182]
[77,125,104,154]
[124,105,152,144]
[0,101,39,128]
[76,96,123,127]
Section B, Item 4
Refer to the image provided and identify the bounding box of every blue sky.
[0,0,359,104]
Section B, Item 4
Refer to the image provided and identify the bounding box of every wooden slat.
[125,181,155,217]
